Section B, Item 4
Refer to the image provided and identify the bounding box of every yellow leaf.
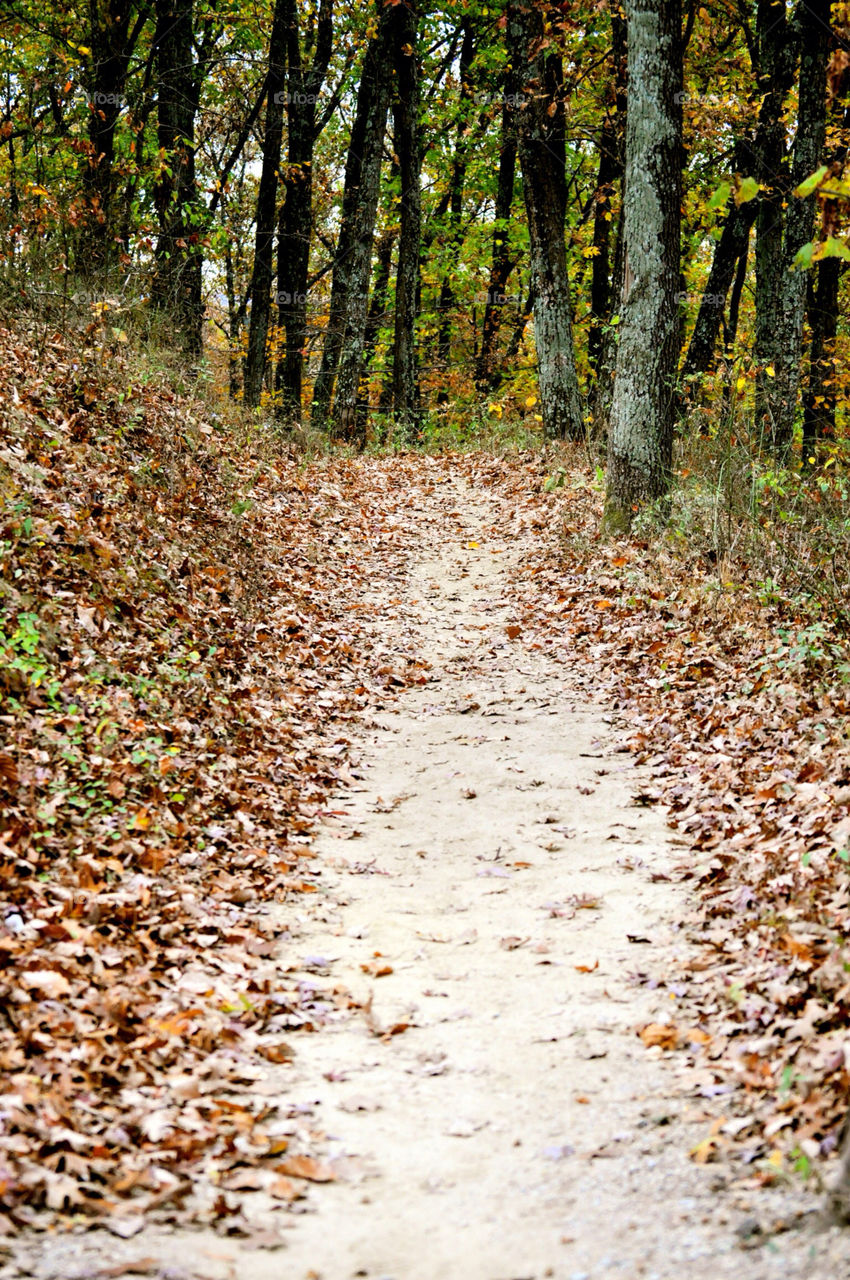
[765,365,775,378]
[76,44,91,54]
[736,376,746,394]
[525,395,537,407]
[467,540,479,550]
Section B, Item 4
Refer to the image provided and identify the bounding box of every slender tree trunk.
[389,0,422,435]
[243,0,292,407]
[355,226,397,438]
[435,20,475,392]
[509,0,583,441]
[79,0,148,275]
[801,258,839,457]
[152,0,203,356]
[681,199,757,383]
[603,0,682,532]
[475,75,518,393]
[753,0,796,442]
[274,0,333,424]
[588,13,627,378]
[771,0,830,451]
[801,56,850,458]
[311,7,391,429]
[330,20,395,441]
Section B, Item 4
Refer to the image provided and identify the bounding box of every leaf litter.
[0,324,432,1236]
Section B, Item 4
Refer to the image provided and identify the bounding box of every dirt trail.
[20,473,850,1279]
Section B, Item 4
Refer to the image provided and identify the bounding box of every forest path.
[24,468,844,1279]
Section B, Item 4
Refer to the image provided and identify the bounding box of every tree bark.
[604,0,682,532]
[388,0,422,436]
[79,0,149,274]
[243,0,292,407]
[588,12,627,378]
[435,20,475,394]
[355,225,396,439]
[311,7,391,430]
[330,14,396,442]
[770,0,830,452]
[475,72,519,393]
[152,0,203,356]
[274,0,333,425]
[681,197,756,384]
[752,0,797,442]
[509,0,583,441]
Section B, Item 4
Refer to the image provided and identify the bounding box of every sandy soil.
[14,472,850,1280]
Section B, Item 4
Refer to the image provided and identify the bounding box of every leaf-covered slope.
[0,326,425,1229]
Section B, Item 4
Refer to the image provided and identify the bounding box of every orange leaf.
[639,1022,680,1050]
[277,1156,336,1183]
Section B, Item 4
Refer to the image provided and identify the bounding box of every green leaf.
[794,165,828,198]
[735,176,760,205]
[815,235,850,262]
[792,241,814,270]
[707,181,731,210]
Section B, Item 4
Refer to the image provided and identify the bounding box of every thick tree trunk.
[152,0,203,355]
[311,8,390,429]
[274,0,333,425]
[389,0,422,435]
[588,13,627,378]
[243,0,292,407]
[603,0,682,531]
[475,77,518,393]
[770,1,830,451]
[509,0,583,441]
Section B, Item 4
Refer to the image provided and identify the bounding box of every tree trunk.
[801,56,850,459]
[801,258,839,458]
[243,0,292,407]
[79,0,148,275]
[152,0,203,355]
[588,12,627,378]
[435,20,475,393]
[681,198,757,384]
[311,7,391,429]
[274,0,333,425]
[388,0,422,436]
[771,0,830,452]
[474,76,518,393]
[330,17,395,441]
[355,226,397,439]
[603,0,682,532]
[509,0,583,441]
[752,0,796,442]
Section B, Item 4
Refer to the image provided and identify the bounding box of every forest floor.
[6,328,850,1278]
[10,460,850,1280]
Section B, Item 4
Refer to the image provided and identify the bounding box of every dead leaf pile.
[466,452,850,1183]
[0,324,431,1233]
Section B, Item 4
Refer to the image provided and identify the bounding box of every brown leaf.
[277,1155,336,1183]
